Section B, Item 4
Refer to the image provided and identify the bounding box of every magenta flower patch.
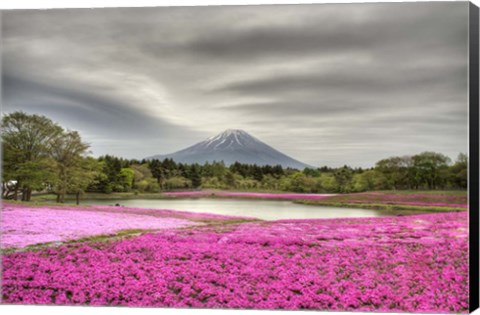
[1,204,205,248]
[2,211,468,312]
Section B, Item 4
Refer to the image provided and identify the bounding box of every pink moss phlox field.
[89,205,248,220]
[1,204,206,249]
[2,212,468,312]
[163,191,335,200]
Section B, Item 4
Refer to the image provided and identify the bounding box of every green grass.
[2,228,155,254]
[296,200,466,214]
[30,190,295,202]
[30,192,173,202]
[28,189,467,204]
[296,190,467,213]
[2,199,93,208]
[18,189,469,216]
[371,190,467,196]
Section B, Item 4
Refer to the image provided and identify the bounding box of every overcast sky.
[1,2,469,167]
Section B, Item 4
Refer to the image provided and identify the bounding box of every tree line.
[1,112,468,203]
[2,112,99,203]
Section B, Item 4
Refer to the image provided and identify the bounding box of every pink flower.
[2,211,468,313]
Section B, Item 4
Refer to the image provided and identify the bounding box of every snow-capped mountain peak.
[203,129,256,149]
[147,130,311,169]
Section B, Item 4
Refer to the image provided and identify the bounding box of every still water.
[80,198,400,221]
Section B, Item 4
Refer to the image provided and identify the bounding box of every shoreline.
[1,200,467,252]
[20,190,468,214]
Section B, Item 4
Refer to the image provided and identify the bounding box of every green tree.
[261,174,279,190]
[2,141,23,200]
[412,152,451,189]
[224,171,237,188]
[50,131,90,202]
[449,153,468,189]
[67,157,102,204]
[2,112,63,201]
[375,157,409,190]
[318,173,337,192]
[303,168,321,177]
[164,176,192,190]
[351,170,378,192]
[289,172,318,193]
[333,166,353,192]
[188,164,202,188]
[119,168,135,192]
[130,163,155,192]
[148,159,164,186]
[92,155,123,193]
[16,160,57,200]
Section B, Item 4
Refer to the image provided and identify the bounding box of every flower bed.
[2,211,468,312]
[2,203,253,250]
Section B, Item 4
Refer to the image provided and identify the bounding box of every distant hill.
[146,129,311,169]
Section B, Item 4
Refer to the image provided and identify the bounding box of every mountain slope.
[147,129,311,169]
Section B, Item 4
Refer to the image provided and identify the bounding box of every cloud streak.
[1,2,469,167]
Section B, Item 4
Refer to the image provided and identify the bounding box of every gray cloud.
[2,72,204,158]
[1,2,469,167]
[173,3,467,63]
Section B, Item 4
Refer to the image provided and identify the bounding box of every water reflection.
[78,198,426,220]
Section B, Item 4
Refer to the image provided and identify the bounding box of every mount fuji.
[146,129,311,169]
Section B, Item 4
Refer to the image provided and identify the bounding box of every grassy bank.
[24,190,468,214]
[363,190,467,196]
[296,200,465,214]
[296,190,467,213]
[30,192,171,202]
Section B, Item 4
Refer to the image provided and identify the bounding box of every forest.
[2,112,468,203]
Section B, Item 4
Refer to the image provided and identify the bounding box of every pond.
[78,198,413,221]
